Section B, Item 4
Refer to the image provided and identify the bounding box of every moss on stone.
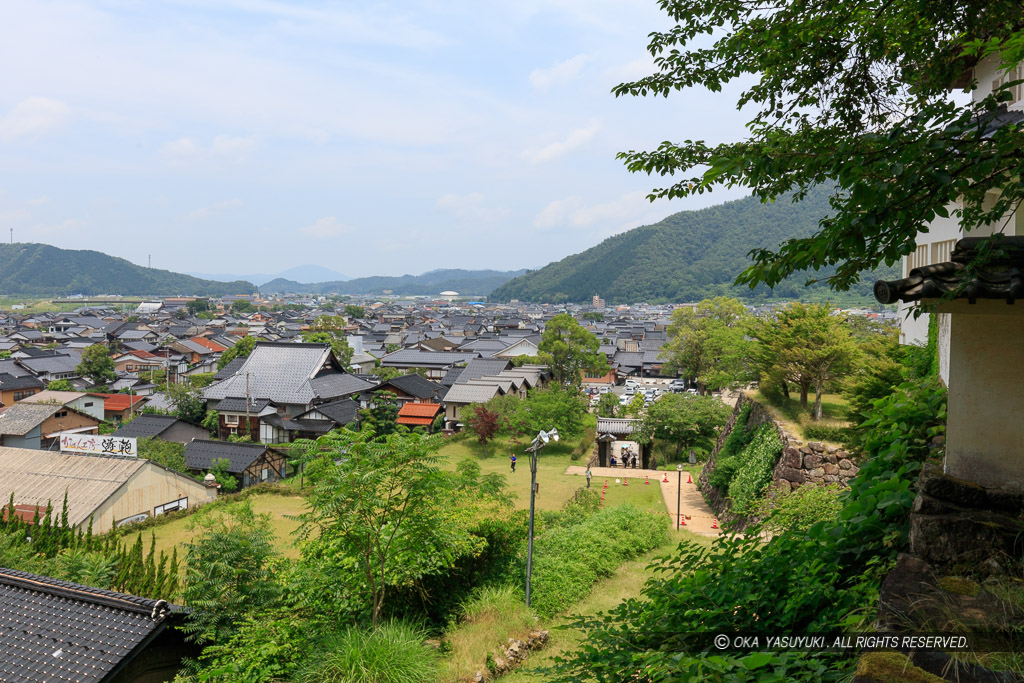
[937,576,981,597]
[855,652,945,682]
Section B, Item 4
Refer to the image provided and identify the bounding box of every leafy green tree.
[662,297,751,393]
[611,0,1024,293]
[166,381,206,425]
[344,304,365,319]
[625,393,646,417]
[180,501,280,644]
[302,315,353,370]
[513,387,588,438]
[77,343,117,386]
[640,394,730,461]
[46,379,75,391]
[358,394,399,436]
[202,410,219,437]
[209,458,238,492]
[217,335,257,370]
[595,392,620,418]
[187,298,210,314]
[749,303,857,420]
[231,300,255,314]
[297,429,485,628]
[538,313,608,388]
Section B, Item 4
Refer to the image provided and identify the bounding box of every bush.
[296,621,440,683]
[802,420,852,444]
[526,504,667,618]
[751,484,845,535]
[726,424,783,514]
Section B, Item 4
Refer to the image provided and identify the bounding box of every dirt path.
[564,465,720,537]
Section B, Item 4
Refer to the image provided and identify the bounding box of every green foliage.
[302,315,353,370]
[294,621,441,683]
[538,313,608,387]
[514,387,588,439]
[180,501,281,645]
[802,421,853,444]
[594,391,620,418]
[663,297,753,392]
[167,381,207,425]
[553,377,946,681]
[201,410,219,437]
[726,425,784,515]
[526,504,667,618]
[189,372,216,388]
[465,404,501,454]
[138,437,189,475]
[490,188,896,304]
[46,378,75,391]
[217,336,258,370]
[752,484,845,536]
[259,269,527,297]
[358,394,400,437]
[639,393,730,461]
[187,298,210,314]
[77,343,117,385]
[572,422,597,461]
[0,243,254,297]
[510,354,542,367]
[208,458,238,492]
[297,428,487,627]
[344,304,365,319]
[231,300,255,313]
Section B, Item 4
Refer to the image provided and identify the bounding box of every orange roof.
[190,336,227,352]
[397,416,435,426]
[93,393,147,411]
[397,402,441,418]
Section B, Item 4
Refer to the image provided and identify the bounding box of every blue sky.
[0,0,750,278]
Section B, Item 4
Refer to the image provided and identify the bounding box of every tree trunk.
[781,381,790,399]
[799,382,809,408]
[812,379,824,421]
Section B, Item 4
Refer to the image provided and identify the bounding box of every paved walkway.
[565,465,720,537]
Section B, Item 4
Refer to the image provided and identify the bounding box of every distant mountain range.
[489,188,899,304]
[188,264,350,286]
[259,269,529,297]
[0,244,255,297]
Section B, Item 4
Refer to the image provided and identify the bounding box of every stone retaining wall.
[698,395,859,528]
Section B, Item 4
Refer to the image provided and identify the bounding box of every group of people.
[610,446,640,469]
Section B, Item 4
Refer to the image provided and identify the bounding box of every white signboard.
[59,433,138,457]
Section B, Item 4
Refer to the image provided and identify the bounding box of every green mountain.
[0,243,255,297]
[489,189,898,304]
[259,269,529,296]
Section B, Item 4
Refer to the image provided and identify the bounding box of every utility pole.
[245,372,251,440]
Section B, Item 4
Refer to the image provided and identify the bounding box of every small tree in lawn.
[297,428,484,629]
[466,404,501,455]
[77,343,117,386]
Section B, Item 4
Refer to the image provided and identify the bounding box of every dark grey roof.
[0,373,44,391]
[875,236,1024,304]
[454,358,512,384]
[309,372,376,400]
[306,398,360,426]
[17,354,80,375]
[380,349,480,368]
[184,439,270,473]
[203,342,338,405]
[597,417,641,436]
[0,567,181,683]
[378,373,444,399]
[111,414,186,439]
[213,356,246,381]
[215,397,272,413]
[440,367,463,387]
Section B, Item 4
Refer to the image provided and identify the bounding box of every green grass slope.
[490,189,898,304]
[0,243,255,297]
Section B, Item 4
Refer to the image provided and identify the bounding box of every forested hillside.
[490,189,899,304]
[259,268,529,296]
[0,244,255,296]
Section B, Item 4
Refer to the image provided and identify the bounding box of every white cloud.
[436,193,509,224]
[603,56,656,85]
[0,97,70,143]
[300,216,352,239]
[28,218,83,237]
[529,54,591,90]
[185,198,242,221]
[161,135,255,165]
[534,190,667,234]
[522,120,601,164]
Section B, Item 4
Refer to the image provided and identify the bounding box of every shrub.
[718,403,755,460]
[726,424,783,514]
[802,420,852,444]
[752,484,845,535]
[708,455,741,490]
[442,585,536,683]
[526,504,667,617]
[296,621,440,683]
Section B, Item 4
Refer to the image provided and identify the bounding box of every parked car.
[686,388,699,395]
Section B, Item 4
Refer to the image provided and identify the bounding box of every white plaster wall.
[943,305,1024,490]
[937,313,950,387]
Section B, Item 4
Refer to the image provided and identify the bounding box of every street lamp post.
[676,464,683,530]
[525,427,559,608]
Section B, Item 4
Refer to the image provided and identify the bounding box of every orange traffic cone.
[711,518,719,529]
[680,516,686,526]
[644,475,650,485]
[687,472,693,484]
[662,473,669,483]
[623,477,628,486]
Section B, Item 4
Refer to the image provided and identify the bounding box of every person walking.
[510,453,516,473]
[586,467,592,488]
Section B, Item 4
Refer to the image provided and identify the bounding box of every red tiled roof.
[396,415,435,426]
[397,402,441,418]
[93,394,147,411]
[190,336,227,352]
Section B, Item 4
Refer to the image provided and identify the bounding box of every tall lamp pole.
[676,463,683,530]
[525,427,559,608]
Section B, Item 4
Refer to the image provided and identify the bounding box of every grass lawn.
[438,437,665,513]
[146,493,308,560]
[503,530,714,682]
[753,391,852,442]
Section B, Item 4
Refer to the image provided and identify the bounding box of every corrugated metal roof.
[0,448,145,526]
[443,383,504,404]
